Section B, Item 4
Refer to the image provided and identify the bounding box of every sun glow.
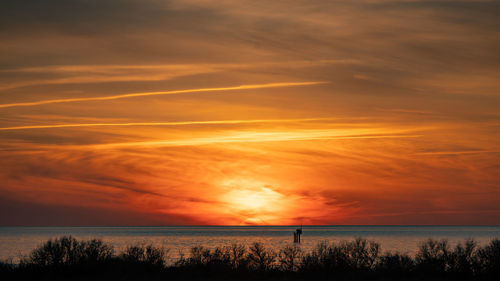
[220,178,285,224]
[226,187,282,210]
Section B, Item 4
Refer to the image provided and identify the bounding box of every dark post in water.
[293,226,302,243]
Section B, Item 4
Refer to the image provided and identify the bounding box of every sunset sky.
[1,0,500,226]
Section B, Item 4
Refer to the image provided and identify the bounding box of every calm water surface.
[1,226,499,262]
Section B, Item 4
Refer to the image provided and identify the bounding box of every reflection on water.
[1,226,499,262]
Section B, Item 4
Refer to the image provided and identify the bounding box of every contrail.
[0,81,327,109]
[0,118,331,131]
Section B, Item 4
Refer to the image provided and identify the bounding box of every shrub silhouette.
[121,243,168,267]
[299,241,328,273]
[477,238,500,278]
[0,259,14,275]
[343,237,380,270]
[376,252,415,277]
[209,246,231,265]
[4,236,500,280]
[300,237,379,276]
[228,243,247,269]
[22,236,113,267]
[247,242,276,271]
[415,238,451,275]
[175,244,248,277]
[279,245,302,271]
[188,245,211,266]
[449,239,478,278]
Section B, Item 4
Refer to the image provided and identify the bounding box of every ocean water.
[1,226,499,262]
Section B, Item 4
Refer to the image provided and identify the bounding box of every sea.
[1,226,499,263]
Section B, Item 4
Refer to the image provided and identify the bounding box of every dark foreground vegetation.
[1,236,500,280]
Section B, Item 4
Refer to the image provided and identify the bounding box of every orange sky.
[1,0,500,225]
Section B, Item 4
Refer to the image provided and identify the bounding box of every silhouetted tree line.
[1,236,499,280]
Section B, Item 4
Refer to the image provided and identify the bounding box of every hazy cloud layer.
[1,0,499,225]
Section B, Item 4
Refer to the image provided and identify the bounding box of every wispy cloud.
[21,129,423,149]
[0,60,353,91]
[414,150,500,155]
[2,60,357,73]
[0,64,221,91]
[0,117,332,131]
[0,81,327,109]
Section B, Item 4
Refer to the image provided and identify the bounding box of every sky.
[1,0,500,226]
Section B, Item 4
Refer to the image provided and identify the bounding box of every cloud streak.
[0,81,327,109]
[90,133,422,149]
[15,130,422,150]
[0,118,332,131]
[0,60,351,91]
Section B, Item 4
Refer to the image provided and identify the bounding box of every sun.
[226,187,282,211]
[220,178,285,223]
